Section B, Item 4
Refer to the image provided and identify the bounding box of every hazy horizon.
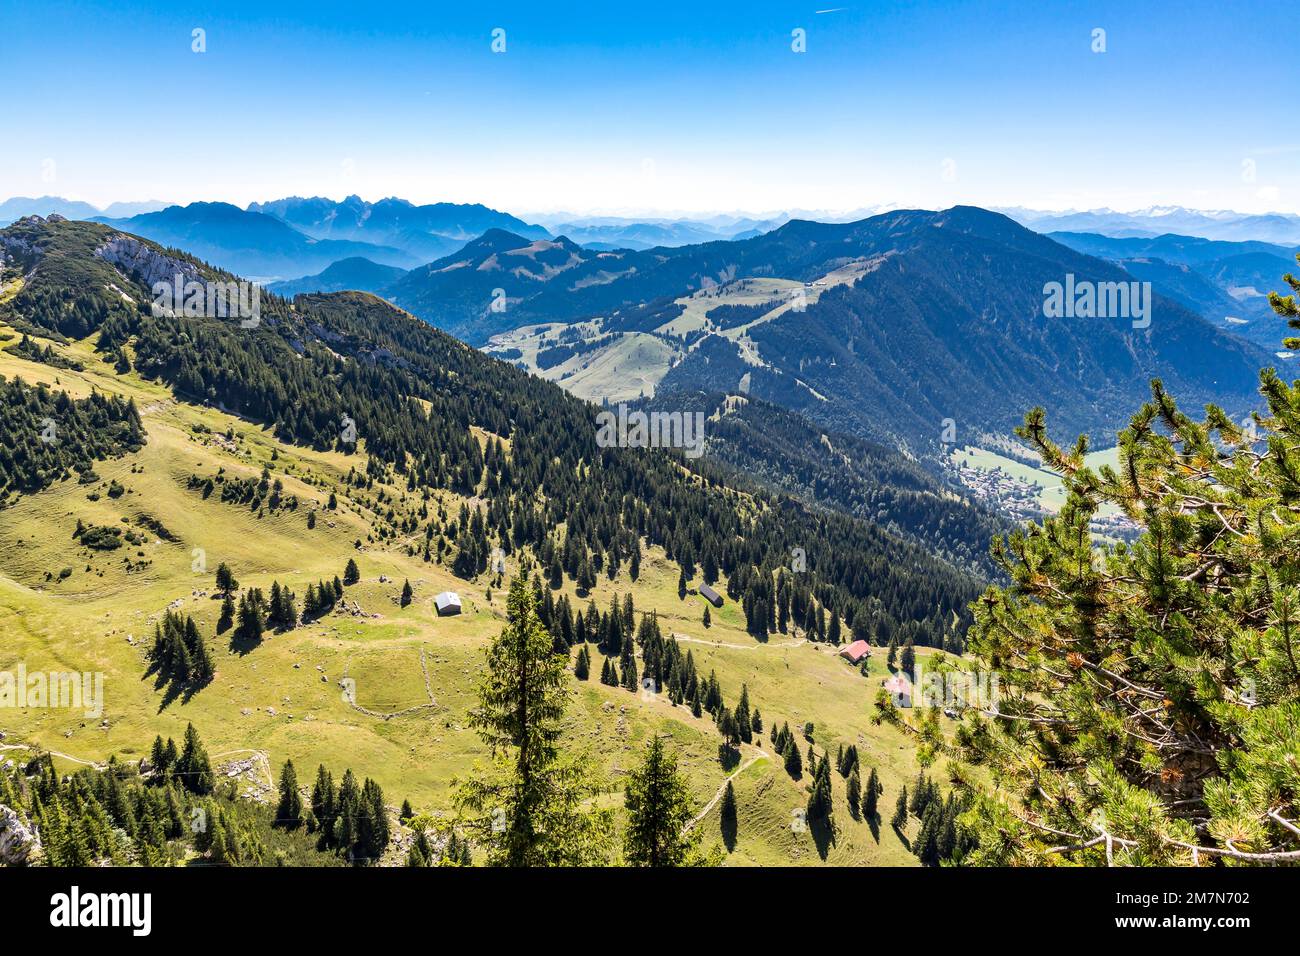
[5,193,1299,227]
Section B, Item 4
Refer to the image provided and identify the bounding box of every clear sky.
[2,0,1296,216]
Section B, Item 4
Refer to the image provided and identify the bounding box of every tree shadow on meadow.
[145,665,210,713]
[721,811,738,852]
[892,820,912,852]
[810,814,836,861]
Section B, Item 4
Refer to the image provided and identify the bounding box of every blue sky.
[2,0,1296,215]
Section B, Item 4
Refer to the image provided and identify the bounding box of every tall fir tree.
[454,576,612,866]
[623,736,707,867]
[276,759,303,829]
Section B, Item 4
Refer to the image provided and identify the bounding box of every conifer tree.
[619,630,638,691]
[276,759,303,829]
[718,707,739,749]
[807,755,833,823]
[176,723,213,795]
[311,765,337,840]
[892,786,908,830]
[234,592,265,644]
[863,767,880,820]
[623,736,704,867]
[735,684,752,744]
[454,576,612,866]
[218,593,235,634]
[870,280,1300,864]
[150,735,169,775]
[214,563,238,596]
[783,737,802,779]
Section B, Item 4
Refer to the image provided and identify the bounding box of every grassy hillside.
[0,320,932,866]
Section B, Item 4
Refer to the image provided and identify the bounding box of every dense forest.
[0,727,359,866]
[0,374,145,500]
[643,391,1009,577]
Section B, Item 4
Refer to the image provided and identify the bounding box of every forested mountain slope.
[0,214,989,865]
[393,206,1268,452]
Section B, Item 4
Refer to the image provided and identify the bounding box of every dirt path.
[0,742,105,769]
[685,746,769,832]
[341,645,439,721]
[672,633,806,652]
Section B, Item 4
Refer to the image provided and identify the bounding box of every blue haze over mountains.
[1,192,1293,454]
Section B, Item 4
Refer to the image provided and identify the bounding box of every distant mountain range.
[0,196,170,225]
[1004,206,1300,245]
[248,195,549,262]
[90,202,421,280]
[265,256,409,298]
[379,206,1272,452]
[524,214,788,251]
[2,195,550,282]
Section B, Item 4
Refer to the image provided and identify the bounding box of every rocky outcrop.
[94,234,204,295]
[0,805,41,865]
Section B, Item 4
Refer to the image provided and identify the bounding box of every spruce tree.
[149,735,168,775]
[276,759,303,829]
[863,768,880,819]
[807,755,833,823]
[735,684,752,744]
[623,736,703,867]
[217,593,235,634]
[619,630,638,691]
[846,767,862,816]
[783,737,802,779]
[892,786,908,830]
[176,723,213,795]
[214,563,238,596]
[454,576,612,866]
[311,765,337,841]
